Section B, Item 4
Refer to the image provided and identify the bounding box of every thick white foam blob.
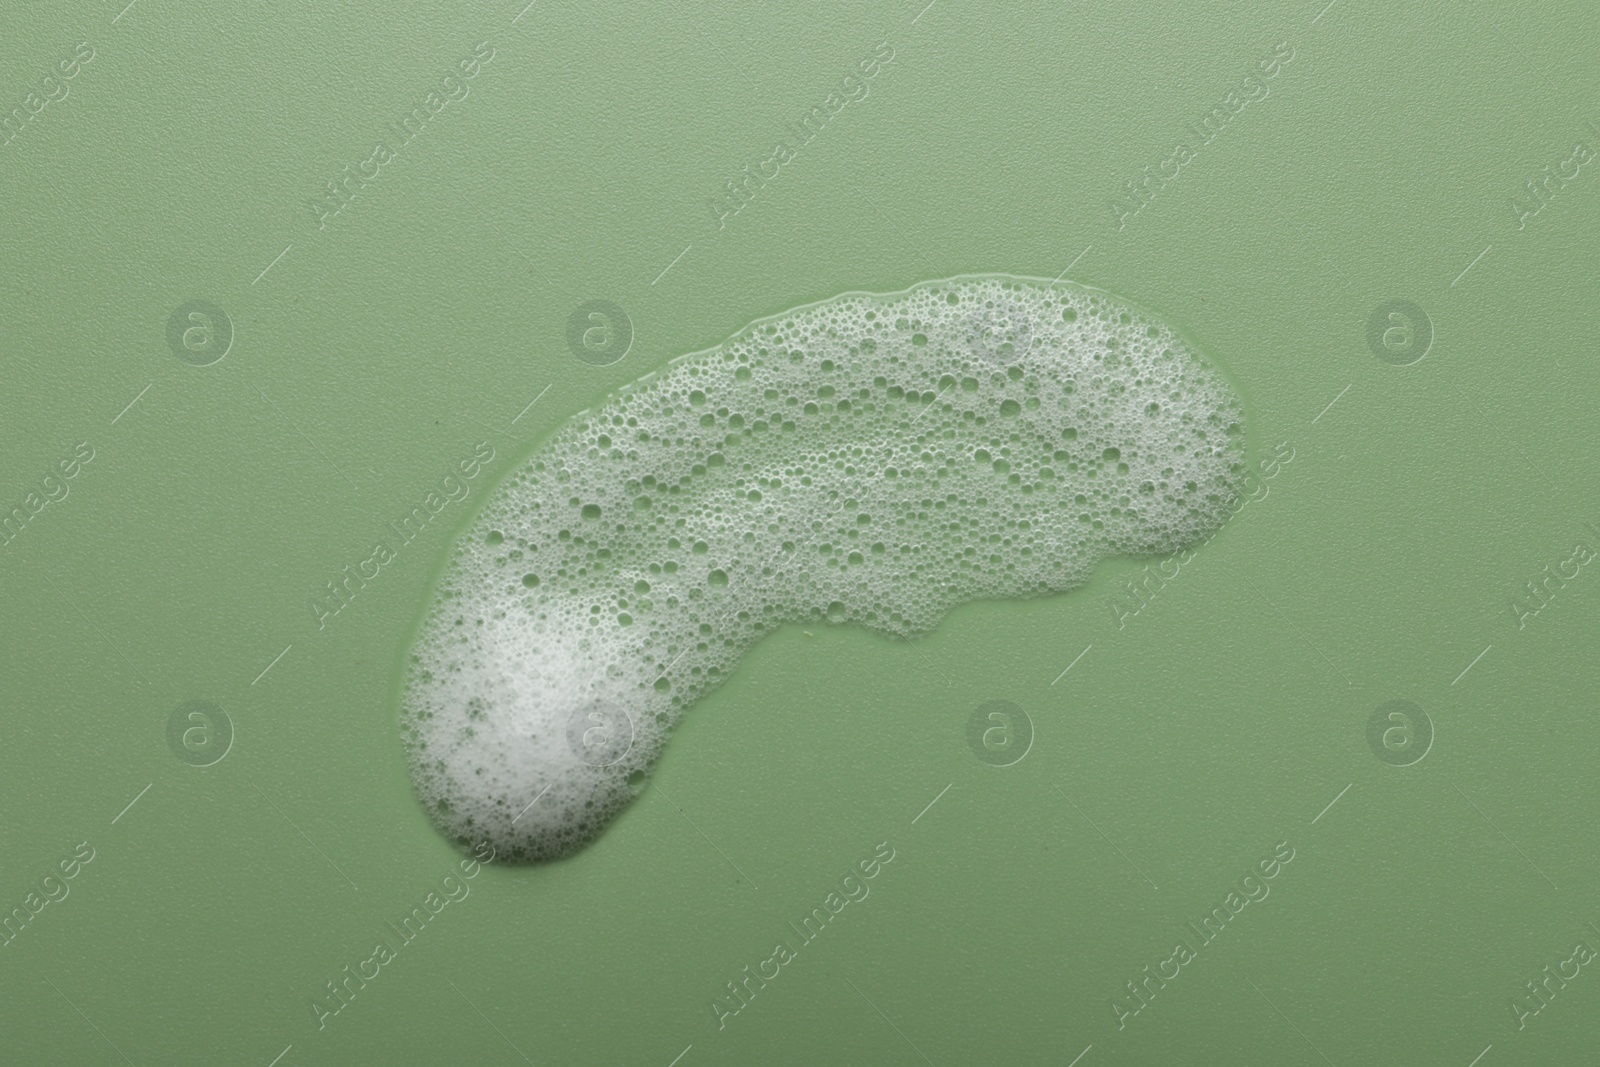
[402,276,1246,859]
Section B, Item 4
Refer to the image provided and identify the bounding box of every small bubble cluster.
[402,275,1246,860]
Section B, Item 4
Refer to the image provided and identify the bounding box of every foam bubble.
[402,275,1246,859]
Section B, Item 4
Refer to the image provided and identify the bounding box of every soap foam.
[402,276,1246,860]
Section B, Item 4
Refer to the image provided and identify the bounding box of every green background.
[2,0,1596,1063]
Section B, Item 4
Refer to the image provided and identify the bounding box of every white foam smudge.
[402,276,1247,859]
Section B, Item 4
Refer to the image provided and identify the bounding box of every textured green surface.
[2,0,1598,1063]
